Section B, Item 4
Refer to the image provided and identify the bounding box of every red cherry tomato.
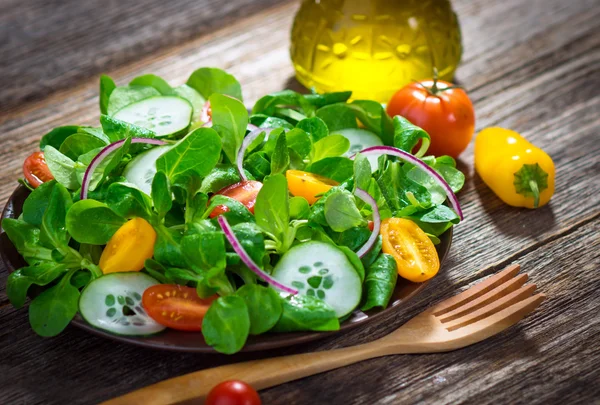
[368,220,374,232]
[386,77,475,158]
[23,152,54,188]
[142,285,217,331]
[209,180,263,218]
[206,380,261,405]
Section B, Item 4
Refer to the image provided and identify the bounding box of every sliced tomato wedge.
[23,152,53,188]
[142,285,217,331]
[209,180,263,218]
[380,218,439,283]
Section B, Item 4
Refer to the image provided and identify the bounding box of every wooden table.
[1,0,599,403]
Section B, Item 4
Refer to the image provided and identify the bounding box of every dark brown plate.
[1,185,452,353]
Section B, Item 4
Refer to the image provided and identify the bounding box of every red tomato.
[368,220,374,232]
[209,180,263,218]
[142,285,217,331]
[206,380,261,405]
[23,152,54,188]
[386,78,475,158]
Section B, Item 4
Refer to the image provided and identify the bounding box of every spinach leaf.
[106,182,153,219]
[244,152,270,180]
[316,104,357,132]
[270,132,290,175]
[44,146,79,190]
[39,126,80,151]
[7,262,68,308]
[204,195,255,225]
[237,285,282,335]
[347,100,394,145]
[286,128,313,158]
[200,164,242,194]
[404,205,460,236]
[181,231,227,273]
[1,218,54,264]
[360,235,382,269]
[153,225,186,268]
[99,75,116,115]
[156,127,222,183]
[40,183,72,250]
[252,90,307,116]
[338,245,366,282]
[312,134,350,162]
[89,137,132,192]
[324,190,365,232]
[326,225,371,251]
[66,200,125,245]
[254,174,289,247]
[304,91,352,109]
[377,161,431,212]
[393,116,431,156]
[307,157,354,182]
[361,253,398,311]
[129,74,174,95]
[173,84,206,125]
[209,93,248,163]
[151,171,173,219]
[22,180,56,226]
[272,294,339,332]
[353,153,372,191]
[202,295,250,354]
[186,67,243,101]
[59,133,107,161]
[289,196,310,220]
[28,269,80,337]
[249,115,294,130]
[107,85,161,116]
[100,115,156,142]
[367,178,393,220]
[297,117,328,142]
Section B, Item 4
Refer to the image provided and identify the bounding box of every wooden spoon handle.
[102,342,387,405]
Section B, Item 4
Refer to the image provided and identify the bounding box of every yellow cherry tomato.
[99,218,157,274]
[475,127,555,208]
[381,218,439,283]
[286,170,338,205]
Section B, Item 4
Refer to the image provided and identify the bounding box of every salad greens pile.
[3,67,464,354]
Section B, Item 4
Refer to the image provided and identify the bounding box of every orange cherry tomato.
[380,218,439,283]
[142,285,217,331]
[99,218,156,274]
[386,78,475,158]
[286,170,338,205]
[209,180,263,218]
[23,152,54,188]
[206,380,261,405]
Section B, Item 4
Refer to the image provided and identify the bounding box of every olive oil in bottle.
[290,0,462,103]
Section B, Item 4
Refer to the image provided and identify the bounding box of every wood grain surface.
[1,0,599,404]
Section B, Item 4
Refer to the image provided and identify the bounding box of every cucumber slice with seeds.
[272,241,362,317]
[113,96,193,137]
[79,272,165,336]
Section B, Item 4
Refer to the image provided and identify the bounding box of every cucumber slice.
[272,241,362,317]
[337,128,384,170]
[79,272,166,336]
[122,145,172,195]
[113,96,193,137]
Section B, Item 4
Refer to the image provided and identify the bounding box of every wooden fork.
[103,264,545,405]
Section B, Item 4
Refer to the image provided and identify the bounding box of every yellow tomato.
[286,170,338,204]
[99,218,157,274]
[381,218,439,283]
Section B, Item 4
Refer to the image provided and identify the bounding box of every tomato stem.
[414,67,463,96]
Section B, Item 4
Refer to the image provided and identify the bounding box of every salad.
[4,67,465,354]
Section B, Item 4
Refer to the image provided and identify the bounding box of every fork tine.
[438,273,529,322]
[448,293,546,342]
[432,264,521,316]
[444,284,537,331]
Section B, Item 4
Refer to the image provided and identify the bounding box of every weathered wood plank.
[0,0,292,111]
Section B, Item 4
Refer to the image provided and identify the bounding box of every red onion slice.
[80,138,166,200]
[352,146,463,220]
[354,188,381,258]
[217,216,298,295]
[236,127,274,181]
